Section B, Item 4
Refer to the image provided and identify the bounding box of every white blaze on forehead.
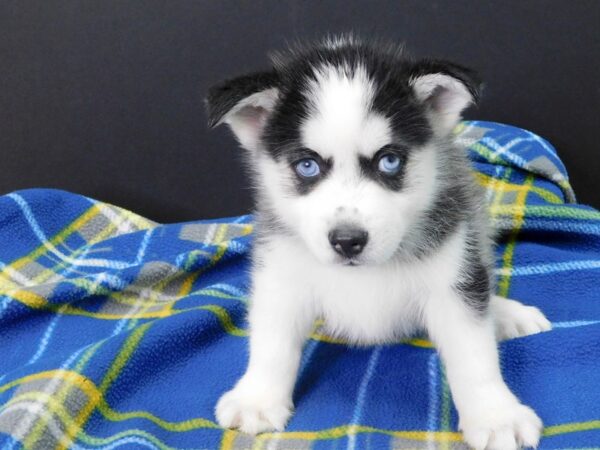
[301,65,391,158]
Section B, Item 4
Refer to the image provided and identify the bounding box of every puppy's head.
[207,37,481,266]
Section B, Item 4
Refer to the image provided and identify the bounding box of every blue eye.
[378,154,401,174]
[295,158,320,178]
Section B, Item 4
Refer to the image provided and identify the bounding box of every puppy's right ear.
[206,71,280,151]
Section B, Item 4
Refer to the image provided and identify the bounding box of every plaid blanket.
[1,121,599,450]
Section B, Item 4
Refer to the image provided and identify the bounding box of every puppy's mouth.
[338,257,363,267]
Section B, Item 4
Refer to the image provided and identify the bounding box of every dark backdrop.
[1,0,599,222]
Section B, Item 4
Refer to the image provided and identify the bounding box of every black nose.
[328,228,369,258]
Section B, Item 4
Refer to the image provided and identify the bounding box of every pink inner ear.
[426,83,471,118]
[412,73,472,118]
[237,105,268,129]
[428,85,450,112]
[221,86,279,151]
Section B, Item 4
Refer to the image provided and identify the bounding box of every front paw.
[493,298,551,341]
[215,385,292,435]
[460,401,542,450]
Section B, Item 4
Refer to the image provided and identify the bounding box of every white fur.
[302,65,384,156]
[255,67,439,266]
[215,64,550,450]
[491,296,551,340]
[217,226,549,448]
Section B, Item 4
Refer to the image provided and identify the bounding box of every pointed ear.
[206,71,280,151]
[409,60,482,135]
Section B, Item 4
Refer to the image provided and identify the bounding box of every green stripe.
[99,323,152,393]
[493,205,600,221]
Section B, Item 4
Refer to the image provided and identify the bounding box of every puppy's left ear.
[409,60,482,135]
[206,71,280,152]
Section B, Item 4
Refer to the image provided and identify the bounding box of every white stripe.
[552,320,600,329]
[0,400,163,450]
[95,204,138,235]
[347,347,381,450]
[496,259,600,277]
[27,304,69,365]
[504,218,600,235]
[480,136,529,167]
[204,283,246,298]
[0,261,34,286]
[426,353,440,450]
[2,347,84,450]
[8,194,133,269]
[203,224,217,245]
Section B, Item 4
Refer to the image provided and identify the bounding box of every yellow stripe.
[309,332,433,348]
[26,324,152,449]
[497,175,534,297]
[198,305,246,336]
[220,429,237,450]
[489,167,512,220]
[179,273,197,297]
[129,223,252,327]
[5,288,171,319]
[106,205,155,231]
[0,204,154,296]
[1,387,216,443]
[28,206,153,297]
[2,391,97,447]
[0,291,431,348]
[17,369,102,449]
[0,205,104,289]
[474,172,562,204]
[10,289,49,308]
[544,420,600,436]
[2,222,254,320]
[1,370,599,441]
[77,428,175,450]
[255,426,463,442]
[452,122,466,135]
[468,142,503,163]
[0,370,91,395]
[99,323,152,393]
[2,205,99,272]
[1,370,217,433]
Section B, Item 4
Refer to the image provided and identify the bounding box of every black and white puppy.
[206,36,551,450]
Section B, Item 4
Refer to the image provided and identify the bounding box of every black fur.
[262,40,435,155]
[455,256,492,314]
[454,228,495,314]
[286,148,333,195]
[206,71,279,128]
[206,37,482,157]
[410,59,482,105]
[206,36,490,313]
[358,145,409,191]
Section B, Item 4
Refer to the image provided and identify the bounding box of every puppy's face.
[207,39,480,266]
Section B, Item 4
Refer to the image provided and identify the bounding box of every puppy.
[206,36,551,450]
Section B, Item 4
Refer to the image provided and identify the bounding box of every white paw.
[215,385,292,434]
[493,297,551,341]
[460,401,542,450]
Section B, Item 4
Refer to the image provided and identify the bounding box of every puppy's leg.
[426,292,542,450]
[491,296,551,341]
[215,266,315,434]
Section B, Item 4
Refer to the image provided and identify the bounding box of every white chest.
[309,259,446,344]
[257,231,465,345]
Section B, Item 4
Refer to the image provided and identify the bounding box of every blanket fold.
[1,121,599,449]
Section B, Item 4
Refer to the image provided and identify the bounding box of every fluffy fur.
[206,36,551,450]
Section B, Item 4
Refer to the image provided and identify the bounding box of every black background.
[1,1,598,222]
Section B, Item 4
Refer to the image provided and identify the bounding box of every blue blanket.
[1,121,599,449]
